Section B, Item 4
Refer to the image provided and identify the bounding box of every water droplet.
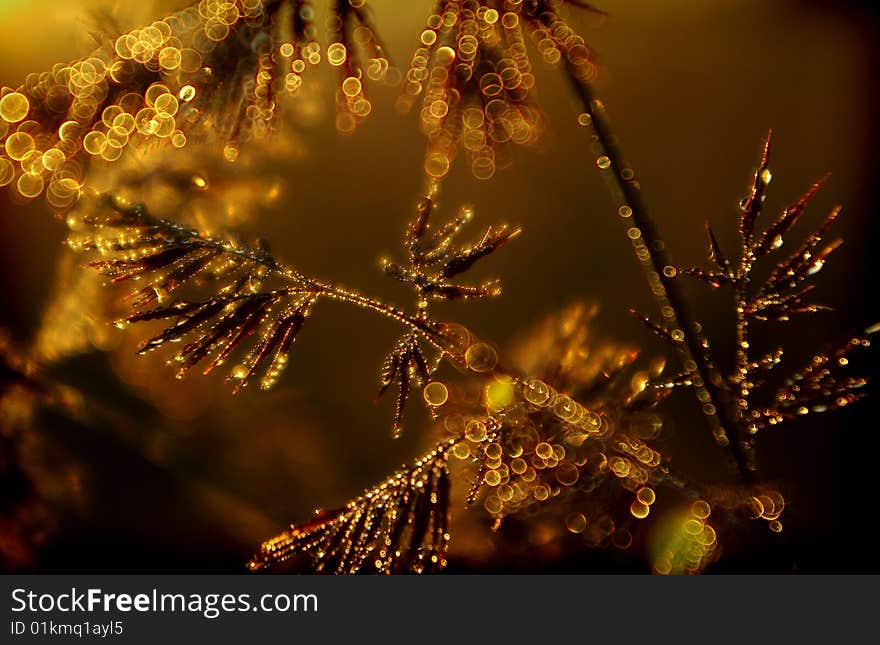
[465,342,497,372]
[566,512,587,534]
[0,91,30,123]
[691,500,711,519]
[5,131,34,160]
[630,500,650,519]
[341,76,362,97]
[465,420,487,443]
[423,381,449,406]
[522,379,551,406]
[327,43,348,66]
[637,487,656,505]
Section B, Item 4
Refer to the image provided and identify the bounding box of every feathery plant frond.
[446,304,809,573]
[377,189,518,434]
[672,134,877,450]
[248,438,455,574]
[563,43,872,489]
[69,194,321,392]
[382,195,521,304]
[68,187,516,434]
[378,333,435,438]
[570,90,760,482]
[445,306,685,531]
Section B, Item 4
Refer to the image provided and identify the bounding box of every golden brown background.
[1,0,878,571]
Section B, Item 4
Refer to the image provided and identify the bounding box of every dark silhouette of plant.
[0,333,86,570]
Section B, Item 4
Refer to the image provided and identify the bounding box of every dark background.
[1,0,879,572]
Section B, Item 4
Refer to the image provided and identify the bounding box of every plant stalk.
[566,70,754,483]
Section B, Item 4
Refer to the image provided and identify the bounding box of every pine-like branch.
[70,189,517,435]
[248,438,455,574]
[382,194,519,305]
[679,135,875,442]
[760,325,877,427]
[70,194,441,394]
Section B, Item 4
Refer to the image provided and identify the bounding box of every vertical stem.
[734,280,751,412]
[566,70,754,483]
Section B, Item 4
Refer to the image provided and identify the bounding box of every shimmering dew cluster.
[463,419,583,521]
[401,0,596,181]
[521,378,605,439]
[0,4,236,204]
[112,0,283,163]
[1,85,83,205]
[746,488,785,533]
[452,374,667,536]
[652,501,718,575]
[326,1,393,135]
[0,0,392,204]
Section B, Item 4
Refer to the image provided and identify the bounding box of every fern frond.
[383,195,519,303]
[248,439,455,574]
[675,135,875,449]
[69,195,323,390]
[760,325,876,427]
[68,191,514,435]
[377,333,436,438]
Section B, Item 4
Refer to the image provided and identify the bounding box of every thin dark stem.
[565,69,754,483]
[734,277,751,412]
